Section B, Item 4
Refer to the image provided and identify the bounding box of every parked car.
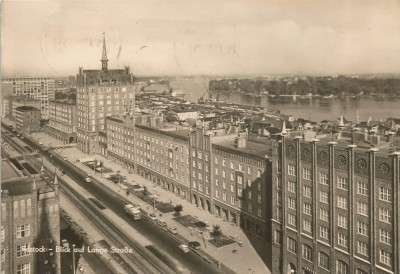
[167,227,178,235]
[178,244,190,253]
[148,213,157,221]
[84,177,91,183]
[188,241,201,250]
[158,220,167,227]
[87,173,92,177]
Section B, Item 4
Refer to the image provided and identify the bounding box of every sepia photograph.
[1,0,400,273]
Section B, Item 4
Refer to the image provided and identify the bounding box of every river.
[170,78,400,122]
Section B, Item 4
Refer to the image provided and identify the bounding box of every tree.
[210,225,222,238]
[173,204,183,216]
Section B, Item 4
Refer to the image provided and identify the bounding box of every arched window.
[318,252,330,270]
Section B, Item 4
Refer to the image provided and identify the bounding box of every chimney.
[234,133,247,148]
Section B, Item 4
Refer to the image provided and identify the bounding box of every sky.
[2,0,400,77]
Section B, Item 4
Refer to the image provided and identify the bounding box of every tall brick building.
[271,134,400,274]
[1,159,61,274]
[76,33,135,154]
[45,99,77,144]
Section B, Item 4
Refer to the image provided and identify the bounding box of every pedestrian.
[238,240,243,247]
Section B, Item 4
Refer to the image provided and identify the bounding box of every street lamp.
[72,244,76,274]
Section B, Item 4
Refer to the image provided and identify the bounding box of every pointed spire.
[281,120,288,136]
[101,32,108,71]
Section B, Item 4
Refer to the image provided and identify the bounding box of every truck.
[124,204,141,220]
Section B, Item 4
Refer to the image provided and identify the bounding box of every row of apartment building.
[99,113,399,274]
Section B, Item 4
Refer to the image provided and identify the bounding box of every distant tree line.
[209,76,400,96]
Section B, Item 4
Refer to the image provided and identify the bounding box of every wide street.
[3,125,226,274]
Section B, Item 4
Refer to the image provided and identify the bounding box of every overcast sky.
[2,0,400,77]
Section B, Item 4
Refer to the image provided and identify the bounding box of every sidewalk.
[35,132,270,274]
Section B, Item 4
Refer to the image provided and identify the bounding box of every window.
[215,168,219,176]
[303,185,311,198]
[230,161,234,169]
[379,208,391,223]
[379,250,391,266]
[357,202,368,216]
[318,252,330,270]
[320,191,329,204]
[337,196,347,209]
[357,222,368,236]
[16,224,30,238]
[319,172,329,185]
[230,196,235,205]
[257,207,262,217]
[222,170,226,178]
[230,173,235,181]
[222,159,226,167]
[288,181,296,193]
[287,237,296,253]
[247,179,252,187]
[303,168,311,180]
[288,198,296,210]
[337,177,348,190]
[258,194,262,203]
[17,263,30,274]
[338,233,348,248]
[16,243,30,257]
[379,187,391,202]
[247,166,252,175]
[320,209,329,222]
[257,169,261,178]
[357,241,368,256]
[248,191,252,200]
[320,226,329,239]
[302,244,313,261]
[338,215,348,229]
[215,157,218,164]
[238,164,243,172]
[288,164,296,176]
[288,214,296,226]
[303,203,312,215]
[379,229,391,245]
[357,181,368,196]
[247,203,252,213]
[1,226,4,242]
[303,220,312,233]
[215,190,220,198]
[237,175,243,184]
[258,182,261,191]
[274,230,281,244]
[215,179,219,186]
[237,188,243,197]
[336,260,348,274]
[223,192,227,201]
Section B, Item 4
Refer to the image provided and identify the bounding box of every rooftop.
[15,106,41,112]
[1,159,21,181]
[213,140,272,160]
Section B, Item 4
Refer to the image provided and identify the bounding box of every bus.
[124,204,141,220]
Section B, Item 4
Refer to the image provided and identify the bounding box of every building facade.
[15,106,41,134]
[44,99,77,144]
[76,34,135,154]
[3,96,41,121]
[1,78,55,118]
[271,135,400,274]
[1,161,61,274]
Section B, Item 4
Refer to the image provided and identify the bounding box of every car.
[148,213,157,221]
[61,239,69,248]
[87,173,92,177]
[178,244,190,253]
[158,220,167,227]
[188,241,201,250]
[39,142,43,145]
[62,156,68,161]
[84,177,91,183]
[167,227,178,235]
[17,134,20,137]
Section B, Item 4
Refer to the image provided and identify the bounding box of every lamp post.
[72,244,76,274]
